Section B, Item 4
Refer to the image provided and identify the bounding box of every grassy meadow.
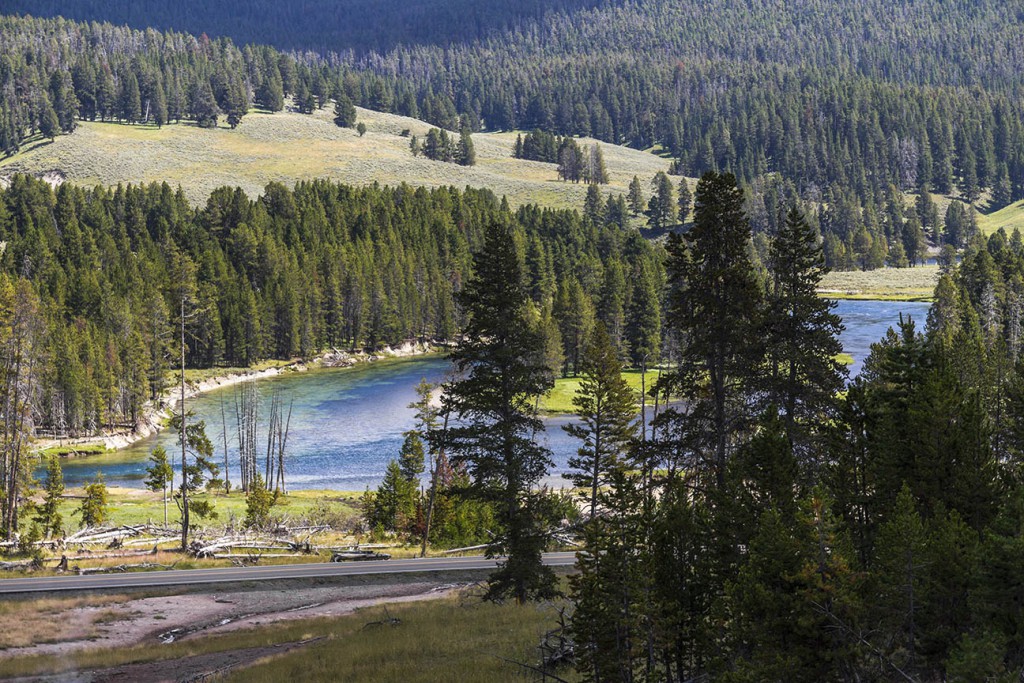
[542,369,660,414]
[44,486,362,530]
[818,265,940,301]
[978,199,1024,236]
[0,106,672,210]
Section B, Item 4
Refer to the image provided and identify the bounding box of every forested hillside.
[2,0,605,53]
[1,5,1023,269]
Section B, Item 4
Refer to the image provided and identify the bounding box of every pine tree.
[399,432,425,481]
[35,456,64,538]
[151,85,168,128]
[570,466,648,681]
[627,176,644,217]
[256,69,285,112]
[366,460,417,533]
[554,277,595,376]
[598,260,627,351]
[38,98,60,141]
[145,445,173,527]
[870,484,928,674]
[76,475,109,528]
[458,127,476,166]
[664,171,763,488]
[677,177,693,223]
[244,472,275,528]
[333,93,356,128]
[588,144,608,184]
[583,184,604,225]
[764,205,846,455]
[119,72,142,123]
[224,78,248,129]
[564,323,638,518]
[190,78,220,128]
[625,259,661,440]
[646,171,675,230]
[444,221,557,603]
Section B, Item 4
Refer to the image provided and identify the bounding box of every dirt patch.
[1,580,465,662]
[10,641,317,683]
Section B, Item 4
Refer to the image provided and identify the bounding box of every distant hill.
[4,0,604,53]
[0,106,673,209]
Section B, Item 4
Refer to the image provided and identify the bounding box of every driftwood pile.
[0,522,359,573]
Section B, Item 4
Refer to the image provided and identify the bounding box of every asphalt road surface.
[0,552,578,594]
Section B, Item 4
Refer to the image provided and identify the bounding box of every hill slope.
[0,107,671,208]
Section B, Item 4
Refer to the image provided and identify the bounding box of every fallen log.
[0,559,35,570]
[121,536,179,547]
[76,562,175,575]
[68,549,161,560]
[212,553,304,559]
[439,544,493,554]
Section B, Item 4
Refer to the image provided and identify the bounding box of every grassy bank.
[818,265,939,301]
[541,369,661,414]
[41,487,362,530]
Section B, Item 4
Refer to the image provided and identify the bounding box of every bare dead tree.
[234,382,259,492]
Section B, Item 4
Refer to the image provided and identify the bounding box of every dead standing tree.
[264,388,292,493]
[234,381,259,492]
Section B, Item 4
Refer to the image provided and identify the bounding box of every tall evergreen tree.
[458,127,476,166]
[664,171,763,488]
[627,176,644,217]
[646,171,675,230]
[443,221,558,603]
[764,205,846,456]
[333,93,356,128]
[564,323,638,518]
[677,177,693,224]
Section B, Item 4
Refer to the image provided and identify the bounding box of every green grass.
[223,595,576,683]
[44,487,362,530]
[541,369,661,414]
[0,106,674,210]
[835,353,854,366]
[0,590,573,681]
[818,265,939,301]
[178,358,297,384]
[33,443,108,459]
[978,199,1024,236]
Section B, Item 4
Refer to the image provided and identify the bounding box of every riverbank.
[31,341,441,457]
[818,264,939,302]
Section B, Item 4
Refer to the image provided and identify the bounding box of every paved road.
[0,552,577,594]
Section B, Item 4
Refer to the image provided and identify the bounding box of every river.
[55,299,932,490]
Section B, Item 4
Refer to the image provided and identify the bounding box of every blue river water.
[55,299,931,491]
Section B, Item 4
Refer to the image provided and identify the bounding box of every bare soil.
[1,578,468,681]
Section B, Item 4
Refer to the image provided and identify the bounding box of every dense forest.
[2,8,1023,267]
[0,0,606,54]
[355,170,1024,678]
[0,173,660,444]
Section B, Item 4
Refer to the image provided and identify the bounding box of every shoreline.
[31,341,442,457]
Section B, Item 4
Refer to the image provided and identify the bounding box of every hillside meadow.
[0,106,673,210]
